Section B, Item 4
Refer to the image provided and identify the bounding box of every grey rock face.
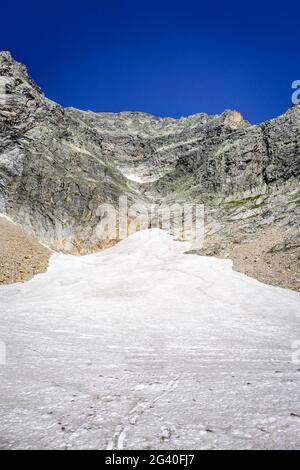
[150,105,300,197]
[67,107,250,184]
[0,51,299,260]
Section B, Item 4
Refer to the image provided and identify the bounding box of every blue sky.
[0,0,299,123]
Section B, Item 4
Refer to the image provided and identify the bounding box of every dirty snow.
[0,229,300,450]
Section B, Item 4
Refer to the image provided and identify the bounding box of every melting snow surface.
[0,229,300,449]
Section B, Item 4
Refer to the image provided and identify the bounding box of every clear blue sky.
[0,0,299,123]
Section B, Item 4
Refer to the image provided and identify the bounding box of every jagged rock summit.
[0,51,299,289]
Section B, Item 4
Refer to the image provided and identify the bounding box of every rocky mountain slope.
[0,51,299,289]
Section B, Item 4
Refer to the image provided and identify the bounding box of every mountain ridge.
[0,51,299,290]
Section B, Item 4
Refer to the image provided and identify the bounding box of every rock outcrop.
[0,51,299,289]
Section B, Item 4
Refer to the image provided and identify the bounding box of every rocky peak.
[222,110,249,129]
[0,51,44,110]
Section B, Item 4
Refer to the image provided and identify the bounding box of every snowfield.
[0,229,299,450]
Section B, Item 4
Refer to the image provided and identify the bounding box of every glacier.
[0,229,299,449]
